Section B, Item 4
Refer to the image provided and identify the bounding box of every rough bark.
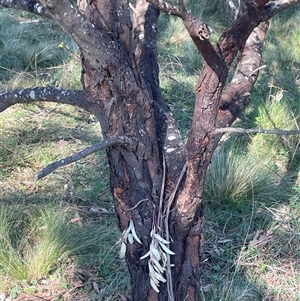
[0,0,300,301]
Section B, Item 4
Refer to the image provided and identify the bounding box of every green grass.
[0,202,128,299]
[0,2,300,300]
[0,9,81,89]
[204,145,276,204]
[249,87,300,161]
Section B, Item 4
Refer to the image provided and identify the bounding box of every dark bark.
[0,87,89,112]
[1,0,300,301]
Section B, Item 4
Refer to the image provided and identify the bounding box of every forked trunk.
[74,1,269,300]
[77,1,209,299]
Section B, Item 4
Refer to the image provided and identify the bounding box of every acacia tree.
[0,0,299,300]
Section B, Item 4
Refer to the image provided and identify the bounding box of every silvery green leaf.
[153,233,170,244]
[160,251,167,268]
[140,250,151,260]
[119,242,126,258]
[155,272,166,283]
[150,278,160,293]
[151,258,165,274]
[150,229,155,237]
[130,222,142,244]
[158,241,175,255]
[151,247,161,261]
[148,262,158,282]
[129,219,134,228]
[122,223,132,241]
[128,233,134,244]
[152,262,164,274]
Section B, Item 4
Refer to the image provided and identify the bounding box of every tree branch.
[37,0,112,82]
[147,0,216,64]
[218,0,269,68]
[217,21,269,127]
[146,0,187,18]
[36,136,133,179]
[213,127,300,135]
[263,0,300,20]
[0,87,91,113]
[0,0,51,18]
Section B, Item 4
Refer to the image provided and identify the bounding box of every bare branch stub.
[0,87,90,113]
[213,127,300,135]
[182,15,220,66]
[147,0,223,76]
[36,136,133,179]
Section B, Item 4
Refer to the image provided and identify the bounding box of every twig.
[0,0,52,19]
[157,154,166,230]
[128,2,137,14]
[164,162,187,301]
[262,0,300,21]
[125,199,154,211]
[36,136,132,179]
[248,64,266,77]
[213,127,300,135]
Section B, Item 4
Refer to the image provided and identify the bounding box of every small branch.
[263,0,300,21]
[164,162,187,301]
[146,0,187,18]
[148,0,215,64]
[248,64,266,77]
[0,0,52,18]
[36,136,133,179]
[213,127,300,135]
[218,0,269,68]
[0,87,90,112]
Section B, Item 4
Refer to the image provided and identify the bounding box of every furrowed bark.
[146,0,188,18]
[65,2,166,300]
[217,21,270,127]
[133,0,186,182]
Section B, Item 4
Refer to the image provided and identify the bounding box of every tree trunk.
[75,1,188,299]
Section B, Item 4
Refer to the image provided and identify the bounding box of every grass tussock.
[0,203,128,298]
[204,147,275,204]
[1,205,76,281]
